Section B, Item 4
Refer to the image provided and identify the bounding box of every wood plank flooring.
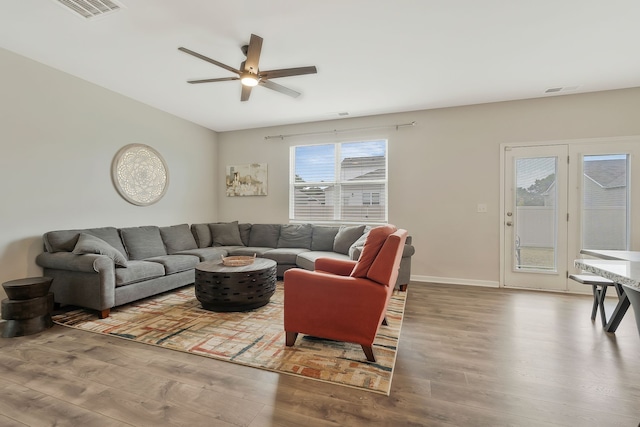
[1,283,639,426]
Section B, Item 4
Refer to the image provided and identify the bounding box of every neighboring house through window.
[290,140,388,223]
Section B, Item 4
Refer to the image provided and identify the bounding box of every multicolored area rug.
[52,282,406,395]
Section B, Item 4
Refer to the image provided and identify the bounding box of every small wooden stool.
[1,277,54,338]
[569,274,616,326]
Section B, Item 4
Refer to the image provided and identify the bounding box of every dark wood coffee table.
[194,258,277,312]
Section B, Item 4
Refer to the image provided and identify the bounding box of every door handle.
[506,221,513,226]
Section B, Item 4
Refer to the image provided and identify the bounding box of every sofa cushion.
[144,254,200,275]
[263,248,310,265]
[176,247,228,261]
[277,224,312,249]
[120,226,167,260]
[348,225,372,258]
[160,224,198,254]
[351,225,397,278]
[44,227,127,256]
[239,223,252,246]
[191,223,212,248]
[296,251,350,271]
[311,226,340,251]
[72,233,129,267]
[210,221,244,246]
[227,247,274,257]
[333,225,366,255]
[248,224,281,248]
[115,260,165,287]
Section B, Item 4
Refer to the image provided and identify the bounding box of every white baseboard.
[410,275,500,288]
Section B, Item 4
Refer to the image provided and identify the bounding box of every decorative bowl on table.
[221,254,256,267]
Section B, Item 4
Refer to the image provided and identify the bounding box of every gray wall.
[0,48,219,300]
[217,87,640,286]
[2,45,640,295]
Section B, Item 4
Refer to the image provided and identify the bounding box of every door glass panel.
[514,157,557,271]
[582,154,629,250]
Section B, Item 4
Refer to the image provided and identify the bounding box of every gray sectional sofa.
[36,222,415,318]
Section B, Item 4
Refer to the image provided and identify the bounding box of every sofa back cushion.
[333,225,365,255]
[239,223,252,246]
[248,224,281,247]
[43,226,127,256]
[209,222,244,246]
[120,226,167,260]
[159,224,198,254]
[191,223,212,248]
[277,224,312,249]
[311,226,340,251]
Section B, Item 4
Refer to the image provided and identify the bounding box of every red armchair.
[283,226,408,362]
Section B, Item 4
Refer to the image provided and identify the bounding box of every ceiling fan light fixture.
[240,73,259,87]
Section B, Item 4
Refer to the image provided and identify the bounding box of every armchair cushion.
[350,225,397,279]
[72,233,129,267]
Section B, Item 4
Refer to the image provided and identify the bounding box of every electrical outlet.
[477,203,487,213]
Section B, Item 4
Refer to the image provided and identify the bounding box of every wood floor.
[1,282,639,427]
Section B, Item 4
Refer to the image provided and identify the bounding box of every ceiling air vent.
[54,0,123,20]
[545,86,580,94]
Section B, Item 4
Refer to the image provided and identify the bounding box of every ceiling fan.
[178,34,317,102]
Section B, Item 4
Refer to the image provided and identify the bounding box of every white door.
[504,145,569,290]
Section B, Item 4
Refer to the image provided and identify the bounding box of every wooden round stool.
[1,277,54,338]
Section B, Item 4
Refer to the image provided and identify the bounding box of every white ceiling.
[1,0,640,132]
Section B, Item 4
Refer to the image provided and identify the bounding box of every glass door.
[504,145,569,290]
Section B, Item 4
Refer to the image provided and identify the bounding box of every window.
[290,140,387,223]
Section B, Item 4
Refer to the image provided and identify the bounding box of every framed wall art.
[112,144,169,206]
[226,163,268,196]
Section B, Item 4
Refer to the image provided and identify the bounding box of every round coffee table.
[194,258,277,312]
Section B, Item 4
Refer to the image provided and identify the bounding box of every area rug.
[52,282,406,395]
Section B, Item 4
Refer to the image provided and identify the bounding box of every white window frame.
[289,139,388,224]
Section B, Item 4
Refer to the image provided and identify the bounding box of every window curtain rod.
[263,121,416,140]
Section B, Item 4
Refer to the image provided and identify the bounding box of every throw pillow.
[333,225,366,255]
[311,226,340,251]
[278,224,313,249]
[209,222,244,246]
[72,233,129,267]
[159,224,198,254]
[248,224,281,247]
[350,225,397,278]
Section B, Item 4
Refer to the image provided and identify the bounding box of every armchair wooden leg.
[286,331,298,347]
[361,345,376,362]
[98,309,110,319]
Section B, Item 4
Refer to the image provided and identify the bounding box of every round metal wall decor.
[111,144,169,206]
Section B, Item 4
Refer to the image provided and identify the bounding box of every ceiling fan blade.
[187,77,239,84]
[241,85,252,102]
[178,47,241,75]
[260,66,317,79]
[244,34,263,73]
[260,79,301,98]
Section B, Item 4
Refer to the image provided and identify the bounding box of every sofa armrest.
[315,258,357,276]
[36,252,115,274]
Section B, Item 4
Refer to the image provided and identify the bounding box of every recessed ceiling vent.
[54,0,123,20]
[545,86,580,94]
